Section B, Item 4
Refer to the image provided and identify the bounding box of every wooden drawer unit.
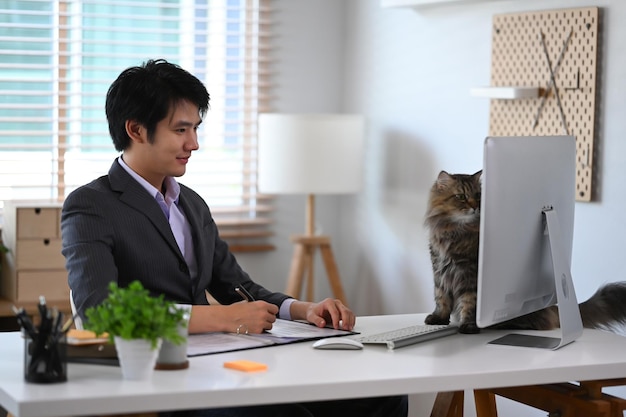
[1,201,69,303]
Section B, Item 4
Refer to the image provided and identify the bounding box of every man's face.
[128,100,202,189]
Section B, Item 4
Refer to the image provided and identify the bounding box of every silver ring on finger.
[236,324,249,335]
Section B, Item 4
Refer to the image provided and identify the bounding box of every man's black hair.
[105,59,210,151]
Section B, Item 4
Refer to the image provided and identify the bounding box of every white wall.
[234,1,350,301]
[236,1,626,416]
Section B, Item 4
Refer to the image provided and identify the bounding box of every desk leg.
[580,378,626,400]
[474,390,498,417]
[487,384,613,417]
[430,391,464,417]
[99,414,158,417]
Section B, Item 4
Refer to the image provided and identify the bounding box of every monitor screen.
[476,135,583,349]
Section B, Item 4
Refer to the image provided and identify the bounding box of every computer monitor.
[476,135,583,350]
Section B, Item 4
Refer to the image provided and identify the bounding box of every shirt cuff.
[279,298,296,320]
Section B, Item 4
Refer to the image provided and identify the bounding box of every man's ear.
[125,120,146,143]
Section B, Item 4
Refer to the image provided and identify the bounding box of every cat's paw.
[425,314,450,325]
[458,322,480,334]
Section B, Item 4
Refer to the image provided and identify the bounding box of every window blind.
[0,0,273,252]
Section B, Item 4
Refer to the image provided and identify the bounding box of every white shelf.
[381,0,498,9]
[470,86,540,100]
[382,0,460,6]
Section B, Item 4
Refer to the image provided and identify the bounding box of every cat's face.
[428,170,482,224]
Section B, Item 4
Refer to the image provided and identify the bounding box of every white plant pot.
[114,336,162,380]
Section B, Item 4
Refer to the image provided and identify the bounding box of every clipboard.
[187,319,358,356]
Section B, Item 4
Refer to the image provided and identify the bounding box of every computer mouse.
[312,337,364,350]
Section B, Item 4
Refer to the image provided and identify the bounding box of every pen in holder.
[24,332,67,383]
[15,298,69,383]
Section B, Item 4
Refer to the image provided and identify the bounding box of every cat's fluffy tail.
[579,281,626,331]
[490,281,626,332]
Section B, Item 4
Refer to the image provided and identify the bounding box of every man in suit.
[61,59,407,417]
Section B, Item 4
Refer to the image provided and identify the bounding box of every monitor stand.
[488,207,584,350]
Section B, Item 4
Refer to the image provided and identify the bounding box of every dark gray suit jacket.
[61,158,289,320]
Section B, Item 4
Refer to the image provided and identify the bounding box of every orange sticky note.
[223,360,268,372]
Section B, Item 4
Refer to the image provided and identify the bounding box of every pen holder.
[24,332,67,383]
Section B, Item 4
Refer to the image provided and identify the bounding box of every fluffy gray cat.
[424,170,626,334]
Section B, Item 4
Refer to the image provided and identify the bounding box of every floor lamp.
[257,114,364,305]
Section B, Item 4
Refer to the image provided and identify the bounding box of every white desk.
[2,313,626,417]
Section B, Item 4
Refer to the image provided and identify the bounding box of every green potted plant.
[84,280,187,380]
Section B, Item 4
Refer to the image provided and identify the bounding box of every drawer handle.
[43,239,50,246]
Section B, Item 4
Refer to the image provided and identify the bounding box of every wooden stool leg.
[474,390,498,417]
[319,242,347,305]
[431,391,464,417]
[285,243,307,298]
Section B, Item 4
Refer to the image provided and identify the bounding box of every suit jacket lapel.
[108,159,184,259]
[177,189,205,280]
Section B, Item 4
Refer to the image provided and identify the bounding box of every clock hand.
[538,30,569,135]
[532,28,573,130]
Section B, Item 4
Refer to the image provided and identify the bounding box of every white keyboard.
[357,324,458,349]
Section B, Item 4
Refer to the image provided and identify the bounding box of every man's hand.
[291,298,355,331]
[188,301,278,334]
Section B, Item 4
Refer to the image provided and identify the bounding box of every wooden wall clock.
[485,7,600,202]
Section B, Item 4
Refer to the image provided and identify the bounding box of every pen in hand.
[235,286,255,302]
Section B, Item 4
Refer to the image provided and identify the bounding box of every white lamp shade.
[257,113,365,194]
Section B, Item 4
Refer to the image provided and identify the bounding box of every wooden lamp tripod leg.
[319,240,347,304]
[284,194,348,305]
[286,241,307,299]
[305,243,315,302]
[285,236,348,304]
[285,239,317,302]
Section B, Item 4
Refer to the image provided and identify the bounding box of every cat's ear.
[436,171,453,189]
[472,170,483,181]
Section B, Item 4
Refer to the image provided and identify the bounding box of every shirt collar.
[118,156,180,204]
